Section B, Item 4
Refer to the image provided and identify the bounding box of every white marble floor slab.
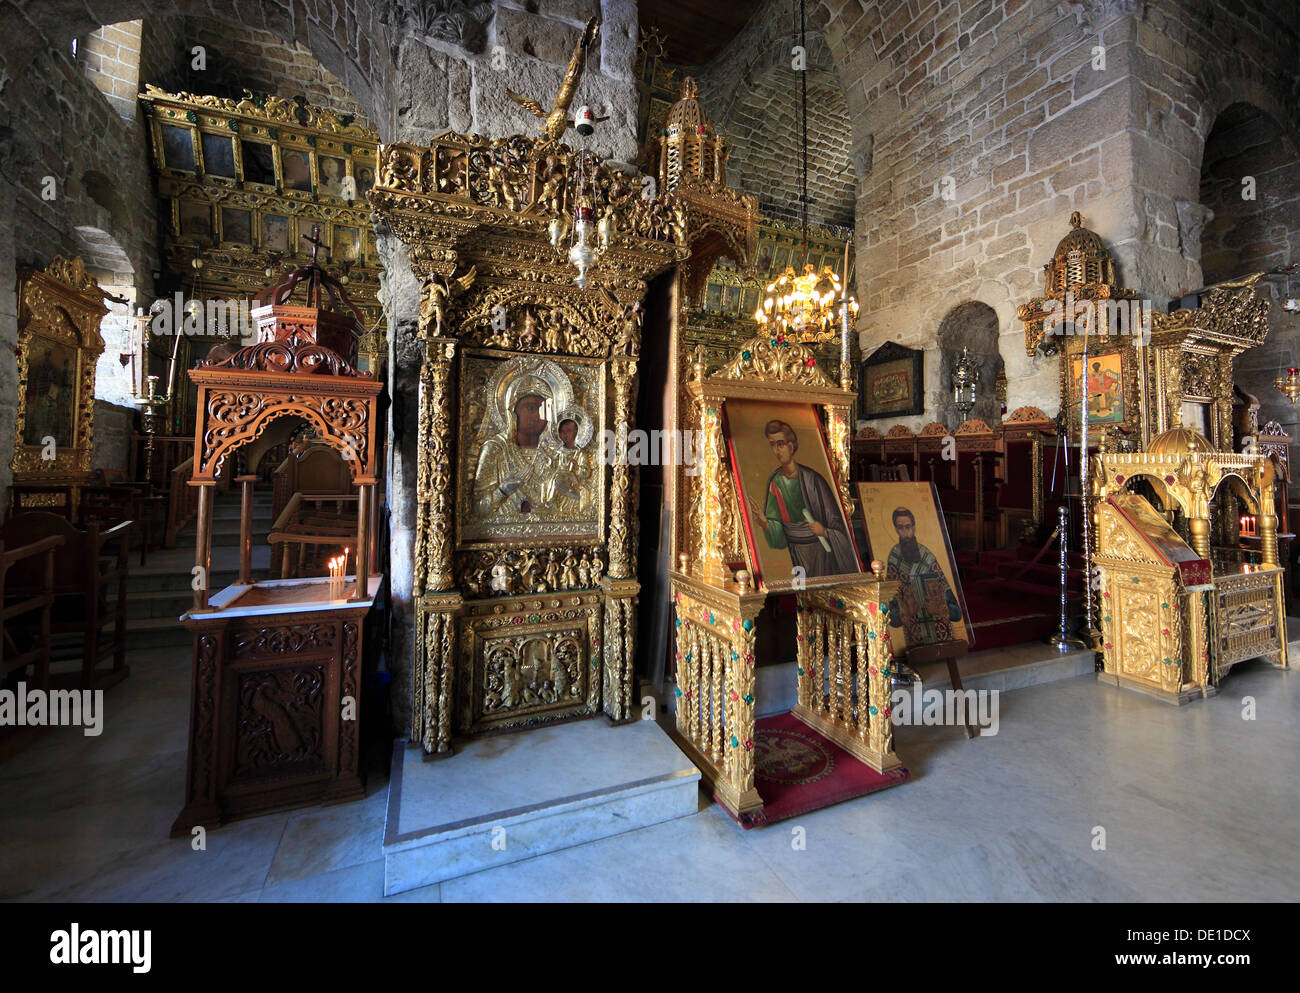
[1,642,1296,901]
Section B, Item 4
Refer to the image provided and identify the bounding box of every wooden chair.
[1,534,66,693]
[870,463,911,481]
[111,481,165,563]
[82,482,163,565]
[0,512,131,691]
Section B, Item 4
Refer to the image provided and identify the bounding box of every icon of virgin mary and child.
[472,357,594,524]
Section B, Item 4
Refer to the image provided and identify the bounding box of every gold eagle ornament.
[506,17,608,142]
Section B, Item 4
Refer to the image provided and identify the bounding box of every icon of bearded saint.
[884,506,962,646]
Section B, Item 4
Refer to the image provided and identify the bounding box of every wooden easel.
[899,638,978,739]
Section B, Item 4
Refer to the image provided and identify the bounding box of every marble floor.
[1,642,1297,902]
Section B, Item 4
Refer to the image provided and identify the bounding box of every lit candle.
[841,297,851,365]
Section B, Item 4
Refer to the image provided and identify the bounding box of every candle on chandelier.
[841,301,850,364]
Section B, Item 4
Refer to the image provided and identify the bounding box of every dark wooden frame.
[859,341,924,420]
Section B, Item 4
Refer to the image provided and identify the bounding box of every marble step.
[123,616,191,649]
[383,718,701,895]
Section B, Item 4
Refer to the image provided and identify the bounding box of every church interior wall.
[0,0,1295,733]
[1199,101,1300,478]
[803,0,1300,435]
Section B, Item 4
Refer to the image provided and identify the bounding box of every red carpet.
[721,711,911,828]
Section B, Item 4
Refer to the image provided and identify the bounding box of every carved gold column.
[601,576,639,723]
[697,394,728,584]
[825,402,855,517]
[1187,590,1211,693]
[1259,471,1279,568]
[416,337,457,595]
[412,336,460,756]
[602,355,640,723]
[416,592,462,755]
[713,605,762,823]
[860,581,900,768]
[1188,516,1211,560]
[607,355,637,579]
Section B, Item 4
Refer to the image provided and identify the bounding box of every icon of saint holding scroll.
[747,419,859,578]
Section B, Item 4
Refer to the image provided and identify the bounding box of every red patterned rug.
[721,711,911,828]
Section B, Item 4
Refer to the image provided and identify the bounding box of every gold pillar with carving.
[669,337,905,825]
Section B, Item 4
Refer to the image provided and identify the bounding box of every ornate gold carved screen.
[11,256,111,513]
[139,86,387,434]
[369,126,692,755]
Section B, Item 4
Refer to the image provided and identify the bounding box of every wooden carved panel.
[234,665,326,779]
[233,621,337,658]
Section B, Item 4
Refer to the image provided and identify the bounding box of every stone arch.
[1198,99,1300,451]
[1198,102,1299,283]
[934,301,1001,428]
[0,0,389,129]
[692,0,861,231]
[72,225,140,408]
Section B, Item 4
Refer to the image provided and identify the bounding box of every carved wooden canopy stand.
[11,256,111,516]
[369,126,696,755]
[173,273,383,834]
[670,338,902,825]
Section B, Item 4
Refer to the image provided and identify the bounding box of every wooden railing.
[269,493,358,579]
[1,534,66,692]
[164,456,197,548]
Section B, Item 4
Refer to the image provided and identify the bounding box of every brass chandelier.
[755,0,857,346]
[755,263,854,339]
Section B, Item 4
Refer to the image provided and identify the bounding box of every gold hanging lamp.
[755,0,857,345]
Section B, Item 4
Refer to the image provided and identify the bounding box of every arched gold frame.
[11,256,109,508]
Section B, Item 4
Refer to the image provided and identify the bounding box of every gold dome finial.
[651,75,727,191]
[1147,425,1215,456]
[1045,211,1118,297]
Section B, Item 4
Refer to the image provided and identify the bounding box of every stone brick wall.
[0,43,160,517]
[803,0,1300,433]
[722,69,855,229]
[171,19,371,123]
[691,9,856,231]
[90,399,137,473]
[1199,102,1300,470]
[77,21,144,121]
